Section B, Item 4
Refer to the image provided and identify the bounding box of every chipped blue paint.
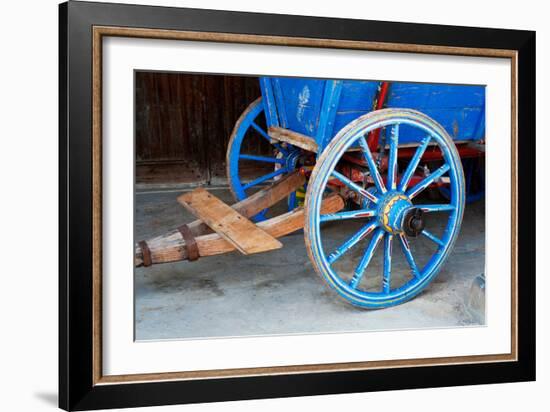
[262,77,324,137]
[260,76,485,146]
[316,81,343,152]
[272,78,288,128]
[259,78,279,128]
[296,85,310,122]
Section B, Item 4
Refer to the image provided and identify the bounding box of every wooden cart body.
[259,77,485,152]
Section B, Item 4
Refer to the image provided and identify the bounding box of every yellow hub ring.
[380,194,411,234]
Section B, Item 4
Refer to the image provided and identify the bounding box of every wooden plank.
[135,194,344,266]
[268,127,318,152]
[178,188,283,255]
[231,170,305,221]
[135,172,305,266]
[138,170,304,253]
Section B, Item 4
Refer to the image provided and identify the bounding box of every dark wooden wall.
[135,72,262,185]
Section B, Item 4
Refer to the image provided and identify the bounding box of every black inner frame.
[59,1,536,410]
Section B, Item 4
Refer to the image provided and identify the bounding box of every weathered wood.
[135,171,304,265]
[177,188,283,255]
[268,126,318,152]
[135,72,263,184]
[226,170,305,225]
[135,194,344,266]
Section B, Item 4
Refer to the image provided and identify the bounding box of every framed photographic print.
[59,1,535,410]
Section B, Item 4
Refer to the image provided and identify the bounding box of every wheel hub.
[377,192,414,234]
[284,149,301,170]
[403,208,425,237]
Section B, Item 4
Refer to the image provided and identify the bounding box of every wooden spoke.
[320,209,376,223]
[382,233,393,294]
[331,170,379,203]
[251,121,273,142]
[406,164,450,199]
[349,228,384,289]
[399,135,431,191]
[421,229,445,247]
[357,136,386,193]
[327,221,378,264]
[242,167,288,190]
[417,204,455,213]
[398,233,420,278]
[387,124,399,190]
[251,122,288,155]
[239,154,285,164]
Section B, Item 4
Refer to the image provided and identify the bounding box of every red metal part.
[379,174,436,188]
[397,144,483,161]
[317,141,484,193]
[329,170,442,192]
[328,164,364,187]
[343,143,483,168]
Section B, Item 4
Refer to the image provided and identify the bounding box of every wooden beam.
[268,127,318,153]
[177,188,283,255]
[229,170,305,223]
[135,171,305,263]
[135,194,344,266]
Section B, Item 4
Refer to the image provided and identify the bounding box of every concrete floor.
[135,187,485,341]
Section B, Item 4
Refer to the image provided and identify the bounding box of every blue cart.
[225,77,485,308]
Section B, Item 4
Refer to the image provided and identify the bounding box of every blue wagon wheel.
[226,97,300,221]
[304,108,465,308]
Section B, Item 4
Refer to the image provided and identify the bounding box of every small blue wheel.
[226,98,300,221]
[305,108,465,308]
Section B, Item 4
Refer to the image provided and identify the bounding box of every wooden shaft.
[177,187,283,255]
[135,171,305,264]
[135,194,344,266]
